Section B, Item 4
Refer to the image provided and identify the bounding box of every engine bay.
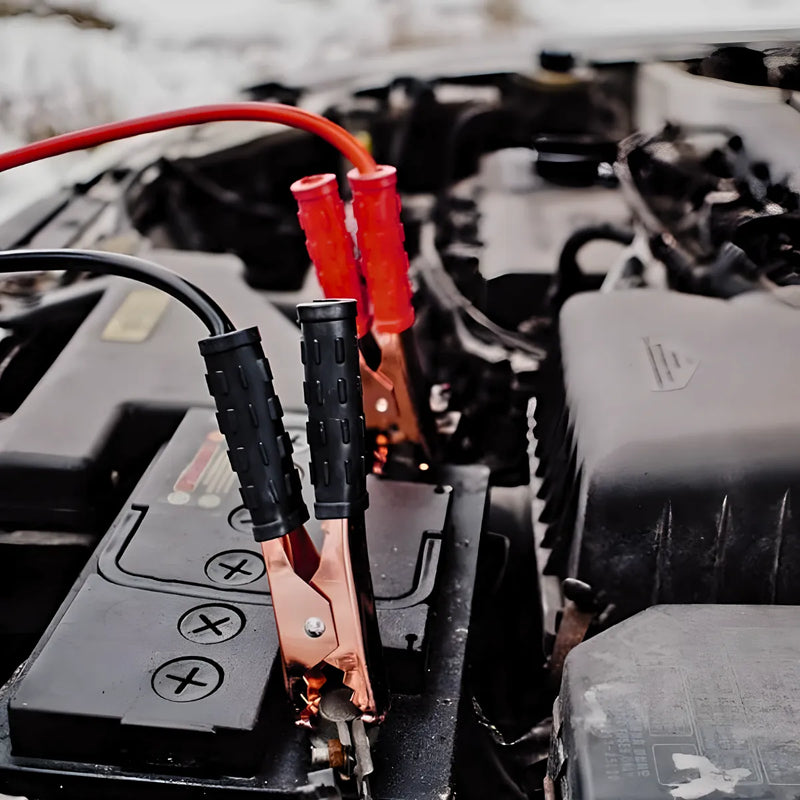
[2,40,800,800]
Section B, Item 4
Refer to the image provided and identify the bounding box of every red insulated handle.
[347,165,414,335]
[291,173,372,338]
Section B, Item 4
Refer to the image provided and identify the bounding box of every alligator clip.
[291,168,433,459]
[199,300,386,728]
[265,299,387,724]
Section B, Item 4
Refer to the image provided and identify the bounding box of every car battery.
[0,409,489,799]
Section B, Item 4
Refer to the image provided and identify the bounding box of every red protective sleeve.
[291,174,372,338]
[347,165,414,334]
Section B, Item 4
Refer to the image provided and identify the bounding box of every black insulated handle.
[199,327,308,541]
[298,300,369,520]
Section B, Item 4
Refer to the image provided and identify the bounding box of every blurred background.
[0,0,514,219]
[1,0,799,218]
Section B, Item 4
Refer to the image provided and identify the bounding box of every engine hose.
[548,224,635,309]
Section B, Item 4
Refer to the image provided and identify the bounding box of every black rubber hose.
[0,248,234,335]
[649,233,700,293]
[549,224,634,309]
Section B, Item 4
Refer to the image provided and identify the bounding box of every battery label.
[101,289,170,343]
[166,430,235,509]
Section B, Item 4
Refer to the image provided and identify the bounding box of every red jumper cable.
[0,102,430,457]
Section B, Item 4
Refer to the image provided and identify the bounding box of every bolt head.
[304,617,326,638]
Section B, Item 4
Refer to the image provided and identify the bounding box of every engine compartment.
[1,41,800,800]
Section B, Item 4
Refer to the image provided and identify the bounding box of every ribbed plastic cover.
[535,289,800,623]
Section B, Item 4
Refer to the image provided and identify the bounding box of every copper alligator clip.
[199,300,386,728]
[264,299,386,724]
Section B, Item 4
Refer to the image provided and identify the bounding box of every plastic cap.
[539,50,575,73]
[296,298,357,324]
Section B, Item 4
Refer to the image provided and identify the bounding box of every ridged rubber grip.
[199,327,309,541]
[347,165,415,334]
[298,300,369,519]
[290,173,372,338]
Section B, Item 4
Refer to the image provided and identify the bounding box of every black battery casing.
[0,409,488,799]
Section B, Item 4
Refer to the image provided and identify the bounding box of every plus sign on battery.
[151,657,223,702]
[204,550,264,586]
[178,604,246,644]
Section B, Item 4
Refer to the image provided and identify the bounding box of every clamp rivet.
[304,617,326,638]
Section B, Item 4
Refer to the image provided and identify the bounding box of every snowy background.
[2,0,799,143]
[0,0,540,220]
[0,0,531,143]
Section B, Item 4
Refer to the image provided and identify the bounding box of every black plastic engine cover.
[535,289,800,623]
[0,249,304,533]
[0,409,489,799]
[550,605,800,800]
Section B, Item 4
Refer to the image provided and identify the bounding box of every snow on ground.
[0,0,519,140]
